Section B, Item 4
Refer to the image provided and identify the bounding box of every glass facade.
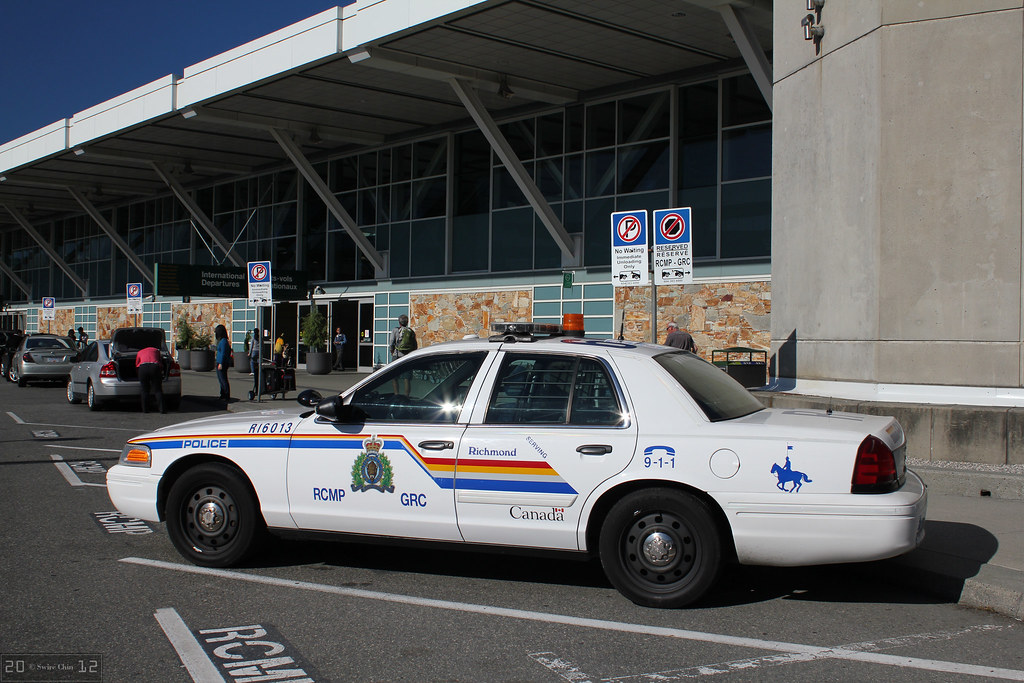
[3,73,770,303]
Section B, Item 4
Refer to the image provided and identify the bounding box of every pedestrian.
[333,327,347,370]
[136,345,164,413]
[214,324,231,407]
[248,327,261,400]
[273,333,285,367]
[665,321,697,353]
[77,326,88,349]
[388,314,417,361]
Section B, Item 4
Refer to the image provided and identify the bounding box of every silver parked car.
[67,327,181,411]
[12,334,79,387]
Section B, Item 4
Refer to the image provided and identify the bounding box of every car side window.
[486,354,624,426]
[85,342,98,362]
[348,352,487,423]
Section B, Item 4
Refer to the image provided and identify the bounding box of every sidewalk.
[178,368,1024,621]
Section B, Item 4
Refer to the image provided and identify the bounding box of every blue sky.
[0,1,353,145]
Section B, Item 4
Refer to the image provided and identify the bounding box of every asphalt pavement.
[179,365,1024,621]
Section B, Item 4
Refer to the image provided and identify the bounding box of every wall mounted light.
[73,147,86,156]
[309,129,322,145]
[181,108,197,119]
[497,74,514,100]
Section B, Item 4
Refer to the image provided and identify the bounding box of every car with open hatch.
[107,322,926,608]
[67,327,181,411]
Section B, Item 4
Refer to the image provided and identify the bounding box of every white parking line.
[121,557,1024,681]
[50,454,105,488]
[5,411,137,431]
[533,625,1014,680]
[154,608,226,683]
[51,445,120,452]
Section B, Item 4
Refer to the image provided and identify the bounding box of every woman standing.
[214,324,231,407]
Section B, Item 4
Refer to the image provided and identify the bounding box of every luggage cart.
[248,362,293,400]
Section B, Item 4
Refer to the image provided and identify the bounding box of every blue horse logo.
[771,456,812,492]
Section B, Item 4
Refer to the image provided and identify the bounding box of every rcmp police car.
[107,322,926,608]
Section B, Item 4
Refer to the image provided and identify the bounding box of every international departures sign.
[154,263,308,302]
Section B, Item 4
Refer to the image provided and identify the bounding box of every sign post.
[247,261,273,402]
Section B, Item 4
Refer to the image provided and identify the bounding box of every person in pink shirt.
[136,346,164,413]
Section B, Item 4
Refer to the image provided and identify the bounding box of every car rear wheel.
[67,378,81,404]
[598,488,722,608]
[86,383,103,410]
[166,463,265,567]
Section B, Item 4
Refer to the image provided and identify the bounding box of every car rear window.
[655,351,764,422]
[27,337,74,350]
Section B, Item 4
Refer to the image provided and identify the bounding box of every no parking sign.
[653,207,693,285]
[247,261,273,306]
[611,210,649,286]
[41,297,56,321]
[126,282,143,314]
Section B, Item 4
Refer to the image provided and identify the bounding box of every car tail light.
[851,435,900,493]
[168,361,181,378]
[99,361,118,378]
[21,352,34,363]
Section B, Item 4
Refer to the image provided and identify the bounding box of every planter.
[190,349,215,372]
[176,348,191,370]
[305,351,333,375]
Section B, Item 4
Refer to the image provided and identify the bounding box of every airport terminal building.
[2,2,1022,420]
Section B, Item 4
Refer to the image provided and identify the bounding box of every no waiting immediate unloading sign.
[247,261,273,306]
[653,207,693,285]
[611,210,649,287]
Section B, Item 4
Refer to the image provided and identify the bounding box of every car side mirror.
[296,389,323,408]
[314,396,363,423]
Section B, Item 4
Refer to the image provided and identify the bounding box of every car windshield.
[654,351,764,422]
[26,337,74,350]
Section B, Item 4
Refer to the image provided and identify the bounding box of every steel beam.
[150,162,243,267]
[349,47,577,105]
[184,106,384,147]
[719,4,772,111]
[67,186,155,286]
[449,78,578,264]
[2,203,89,296]
[269,128,385,274]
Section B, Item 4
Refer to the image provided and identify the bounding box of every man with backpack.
[389,314,418,360]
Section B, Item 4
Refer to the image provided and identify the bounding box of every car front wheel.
[6,361,16,384]
[165,463,265,567]
[67,378,81,404]
[598,488,722,608]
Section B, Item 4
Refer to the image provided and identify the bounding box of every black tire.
[165,463,265,567]
[598,488,722,608]
[67,378,81,404]
[86,383,102,410]
[5,359,15,383]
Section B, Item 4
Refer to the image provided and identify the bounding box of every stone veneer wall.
[52,309,76,336]
[410,290,533,347]
[615,280,771,360]
[171,302,233,342]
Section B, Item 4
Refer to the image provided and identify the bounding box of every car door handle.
[577,444,612,456]
[418,440,455,451]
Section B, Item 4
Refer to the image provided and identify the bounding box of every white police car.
[107,323,926,608]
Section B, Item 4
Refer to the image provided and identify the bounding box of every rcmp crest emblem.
[351,435,395,493]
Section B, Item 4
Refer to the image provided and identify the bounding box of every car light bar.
[489,322,563,343]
